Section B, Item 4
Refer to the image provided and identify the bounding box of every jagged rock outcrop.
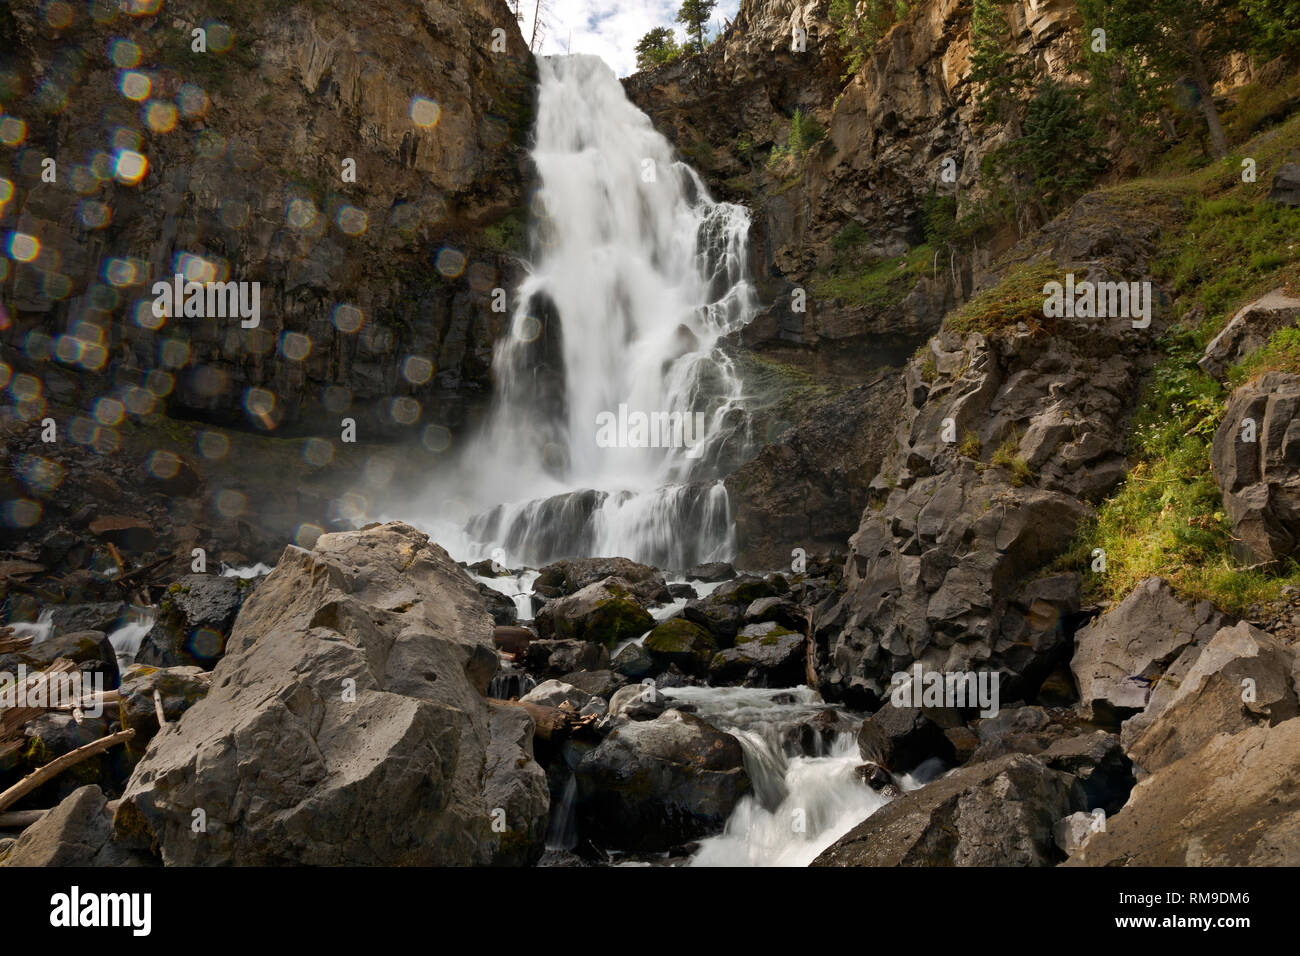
[1211,371,1300,563]
[113,522,548,865]
[812,192,1167,707]
[1198,290,1300,379]
[1123,622,1298,774]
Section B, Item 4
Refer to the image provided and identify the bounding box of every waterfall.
[414,55,757,570]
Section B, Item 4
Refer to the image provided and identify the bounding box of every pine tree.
[635,27,681,71]
[676,0,717,55]
[1078,0,1237,158]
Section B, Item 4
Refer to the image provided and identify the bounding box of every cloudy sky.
[513,0,743,76]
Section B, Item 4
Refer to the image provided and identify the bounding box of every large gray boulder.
[533,558,670,605]
[1211,371,1300,563]
[0,785,152,867]
[1124,622,1298,774]
[113,522,547,865]
[534,577,655,649]
[813,753,1081,866]
[1067,718,1300,866]
[1198,290,1300,379]
[574,709,750,851]
[1070,577,1229,720]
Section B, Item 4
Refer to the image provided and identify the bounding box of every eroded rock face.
[813,753,1081,866]
[574,709,751,852]
[1211,371,1300,563]
[114,522,546,865]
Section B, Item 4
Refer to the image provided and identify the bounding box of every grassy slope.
[1049,100,1300,614]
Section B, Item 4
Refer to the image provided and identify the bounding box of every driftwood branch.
[0,729,133,813]
[1,659,78,739]
[0,808,45,828]
[489,699,598,741]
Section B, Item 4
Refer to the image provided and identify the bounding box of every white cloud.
[513,0,742,77]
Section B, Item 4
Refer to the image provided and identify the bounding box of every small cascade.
[107,605,156,671]
[545,774,580,851]
[659,686,939,867]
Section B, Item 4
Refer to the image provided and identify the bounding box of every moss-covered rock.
[644,618,717,674]
[534,577,655,649]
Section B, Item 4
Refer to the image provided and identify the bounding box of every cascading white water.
[415,55,757,570]
[661,686,944,867]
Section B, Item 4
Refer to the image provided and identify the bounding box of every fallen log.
[489,698,599,741]
[0,634,33,655]
[0,808,45,829]
[0,659,79,739]
[0,729,133,813]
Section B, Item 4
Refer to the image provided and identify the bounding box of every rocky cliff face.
[1,0,533,439]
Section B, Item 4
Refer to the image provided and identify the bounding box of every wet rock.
[560,669,626,701]
[534,558,671,605]
[857,704,956,773]
[137,574,252,670]
[574,709,750,851]
[683,574,778,643]
[524,639,609,678]
[610,641,656,679]
[685,562,735,582]
[744,596,805,630]
[534,577,655,649]
[668,582,698,600]
[48,601,128,635]
[478,583,520,626]
[813,754,1079,866]
[114,522,543,865]
[0,629,119,688]
[644,618,718,674]
[493,625,534,657]
[708,622,806,687]
[1070,577,1230,721]
[607,683,668,721]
